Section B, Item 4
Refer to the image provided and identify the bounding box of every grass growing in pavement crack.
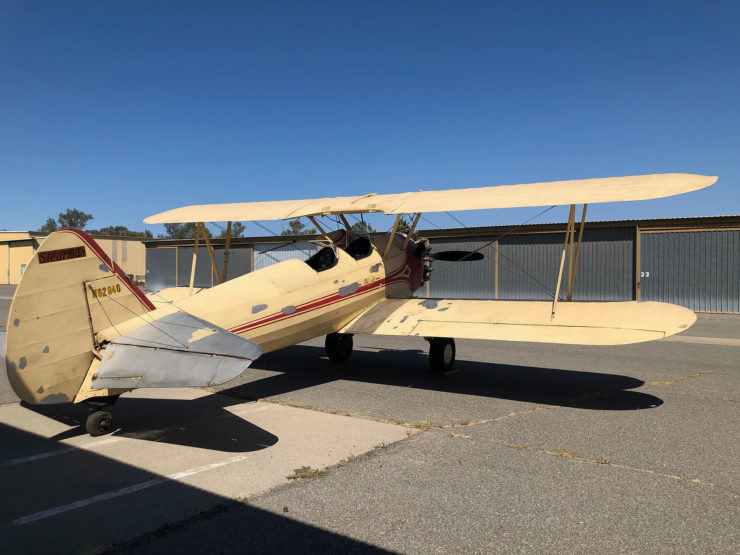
[287,466,328,481]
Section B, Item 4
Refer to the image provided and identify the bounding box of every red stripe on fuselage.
[228,255,414,335]
[229,277,387,334]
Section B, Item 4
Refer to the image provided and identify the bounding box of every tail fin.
[5,229,155,404]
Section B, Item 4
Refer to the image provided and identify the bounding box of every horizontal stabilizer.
[341,299,696,346]
[93,312,262,389]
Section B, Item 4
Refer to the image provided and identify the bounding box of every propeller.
[431,250,484,262]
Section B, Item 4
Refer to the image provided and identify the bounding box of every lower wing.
[340,298,695,346]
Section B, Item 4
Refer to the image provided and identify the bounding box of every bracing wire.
[427,205,559,298]
[445,211,468,228]
[91,287,194,350]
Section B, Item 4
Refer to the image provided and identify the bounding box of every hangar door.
[640,230,740,313]
[175,245,252,287]
[146,245,252,290]
[498,228,635,301]
[146,248,177,291]
[427,238,496,299]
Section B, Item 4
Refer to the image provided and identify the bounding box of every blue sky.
[1,1,738,235]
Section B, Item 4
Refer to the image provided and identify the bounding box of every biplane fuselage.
[101,232,422,355]
[5,229,424,407]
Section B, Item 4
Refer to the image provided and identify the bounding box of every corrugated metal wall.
[146,248,177,291]
[142,226,739,312]
[176,245,253,287]
[640,230,740,312]
[427,238,496,299]
[177,246,214,288]
[498,234,563,301]
[146,245,252,290]
[253,241,316,271]
[429,228,634,301]
[221,245,252,282]
[499,227,635,302]
[571,227,635,301]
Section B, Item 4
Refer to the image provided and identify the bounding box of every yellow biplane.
[5,173,716,435]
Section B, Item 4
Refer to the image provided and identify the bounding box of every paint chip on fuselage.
[338,282,360,296]
[19,357,27,369]
[252,304,268,314]
[13,318,20,327]
[281,305,297,314]
[99,264,110,272]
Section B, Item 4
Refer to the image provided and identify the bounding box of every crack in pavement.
[445,432,738,497]
[647,370,713,387]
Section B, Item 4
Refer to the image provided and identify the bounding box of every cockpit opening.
[344,237,373,261]
[305,247,338,272]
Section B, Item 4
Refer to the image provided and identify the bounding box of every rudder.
[5,229,154,404]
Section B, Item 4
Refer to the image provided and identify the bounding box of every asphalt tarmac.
[1,285,738,553]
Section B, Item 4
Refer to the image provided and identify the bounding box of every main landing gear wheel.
[428,337,456,374]
[85,410,113,436]
[325,333,353,363]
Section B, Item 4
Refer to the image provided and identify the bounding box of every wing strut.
[188,222,229,294]
[384,214,403,256]
[338,214,352,232]
[552,204,589,316]
[201,223,221,285]
[402,213,423,249]
[308,216,335,249]
[189,223,202,294]
[567,205,588,300]
[222,221,232,283]
[552,205,576,318]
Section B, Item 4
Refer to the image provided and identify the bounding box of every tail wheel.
[325,333,353,363]
[429,338,455,373]
[85,410,113,436]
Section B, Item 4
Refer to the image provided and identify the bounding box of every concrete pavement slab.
[0,389,410,552]
[458,390,739,491]
[127,428,739,554]
[1,290,738,553]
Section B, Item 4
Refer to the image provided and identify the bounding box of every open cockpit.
[303,234,375,272]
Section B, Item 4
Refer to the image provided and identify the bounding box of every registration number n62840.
[91,283,122,298]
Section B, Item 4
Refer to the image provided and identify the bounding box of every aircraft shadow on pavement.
[0,423,390,554]
[225,344,664,411]
[26,394,279,452]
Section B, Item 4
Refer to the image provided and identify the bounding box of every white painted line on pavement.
[0,402,271,468]
[0,437,123,468]
[12,453,249,525]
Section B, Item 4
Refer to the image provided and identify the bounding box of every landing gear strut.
[325,333,353,363]
[428,337,456,374]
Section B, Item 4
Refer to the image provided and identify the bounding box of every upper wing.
[143,173,716,223]
[339,298,696,346]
